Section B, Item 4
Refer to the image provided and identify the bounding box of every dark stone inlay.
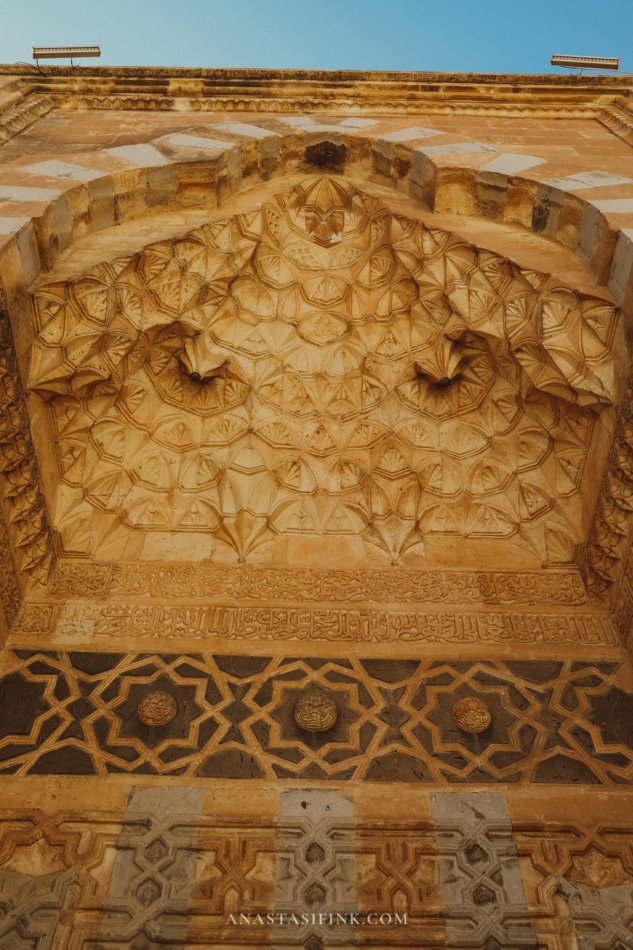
[365,751,433,782]
[324,671,358,684]
[0,743,35,762]
[52,678,71,702]
[536,707,572,750]
[360,659,420,683]
[37,715,64,743]
[204,678,223,705]
[214,655,271,678]
[0,649,630,784]
[429,660,471,672]
[68,652,125,674]
[28,661,60,676]
[505,661,563,683]
[298,762,328,780]
[29,747,95,775]
[67,697,96,721]
[271,669,307,682]
[175,662,205,678]
[219,724,247,745]
[589,687,633,747]
[533,754,601,784]
[253,681,273,707]
[197,750,265,779]
[422,672,455,687]
[59,721,85,741]
[197,718,220,748]
[0,673,48,738]
[571,661,618,673]
[104,744,140,763]
[560,683,579,711]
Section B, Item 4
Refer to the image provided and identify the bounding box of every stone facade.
[0,64,633,948]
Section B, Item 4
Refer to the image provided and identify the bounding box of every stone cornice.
[0,69,631,151]
[0,67,632,105]
[1,68,632,151]
[0,64,632,86]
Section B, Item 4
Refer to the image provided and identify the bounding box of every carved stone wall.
[12,599,617,646]
[48,559,590,603]
[0,649,630,784]
[582,366,633,603]
[0,304,53,607]
[0,511,19,637]
[1,67,633,949]
[0,789,632,948]
[27,176,617,570]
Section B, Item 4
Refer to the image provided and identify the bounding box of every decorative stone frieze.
[0,794,631,947]
[0,306,54,600]
[0,650,629,783]
[582,368,633,602]
[11,600,618,645]
[49,560,590,604]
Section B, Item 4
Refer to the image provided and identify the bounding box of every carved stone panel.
[28,176,617,569]
[432,792,536,948]
[0,306,53,603]
[0,650,630,784]
[13,600,618,646]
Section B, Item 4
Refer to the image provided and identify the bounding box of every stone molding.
[0,66,631,147]
[55,95,633,147]
[0,93,55,146]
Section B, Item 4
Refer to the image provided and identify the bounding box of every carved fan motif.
[29,177,617,564]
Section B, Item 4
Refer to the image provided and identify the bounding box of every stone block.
[215,121,276,139]
[381,126,440,142]
[20,159,103,183]
[0,184,61,203]
[578,201,603,263]
[609,229,633,305]
[421,141,498,156]
[543,170,633,191]
[593,198,633,213]
[160,132,235,151]
[482,152,545,175]
[0,216,28,235]
[106,143,171,166]
[532,183,562,238]
[475,170,507,219]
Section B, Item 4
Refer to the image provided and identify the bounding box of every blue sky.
[1,0,631,74]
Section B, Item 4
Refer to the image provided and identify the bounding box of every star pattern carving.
[28,177,617,564]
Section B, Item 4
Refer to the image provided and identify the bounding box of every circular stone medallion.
[294,692,338,733]
[137,691,178,726]
[451,697,492,734]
